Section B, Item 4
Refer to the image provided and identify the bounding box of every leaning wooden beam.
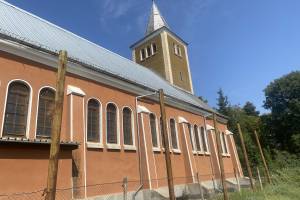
[159,89,175,200]
[213,114,229,200]
[254,130,272,184]
[45,50,68,200]
[237,123,255,191]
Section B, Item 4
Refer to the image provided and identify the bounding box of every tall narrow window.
[3,81,30,137]
[123,107,133,145]
[200,127,208,152]
[221,132,228,154]
[87,99,100,142]
[160,117,165,148]
[170,119,178,149]
[36,88,55,138]
[188,124,195,151]
[107,103,118,144]
[194,125,201,151]
[150,113,158,148]
[151,43,157,54]
[140,49,146,61]
[146,46,152,57]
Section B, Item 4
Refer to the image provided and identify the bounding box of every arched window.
[200,127,208,152]
[106,103,118,144]
[187,124,195,151]
[221,132,228,154]
[194,125,201,151]
[150,113,158,148]
[3,81,30,137]
[160,117,165,148]
[123,107,133,146]
[170,119,178,149]
[36,88,55,137]
[87,99,100,142]
[151,43,157,54]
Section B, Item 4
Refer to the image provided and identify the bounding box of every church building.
[0,1,243,199]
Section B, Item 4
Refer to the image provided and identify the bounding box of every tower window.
[146,46,152,57]
[140,49,146,61]
[174,43,182,57]
[179,72,184,81]
[151,43,157,54]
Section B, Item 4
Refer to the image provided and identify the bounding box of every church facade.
[0,1,243,199]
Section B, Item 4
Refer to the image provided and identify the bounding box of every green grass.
[212,168,300,200]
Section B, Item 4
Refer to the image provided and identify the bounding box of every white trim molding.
[67,85,86,96]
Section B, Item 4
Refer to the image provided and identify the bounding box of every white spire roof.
[146,0,169,35]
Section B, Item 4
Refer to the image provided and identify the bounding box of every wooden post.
[45,50,68,200]
[237,123,255,191]
[122,177,128,200]
[234,168,241,192]
[196,172,204,200]
[213,114,229,200]
[257,167,263,190]
[159,89,175,200]
[254,130,272,184]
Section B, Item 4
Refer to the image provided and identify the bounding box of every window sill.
[204,152,211,155]
[173,149,181,154]
[86,142,103,149]
[192,151,198,155]
[153,147,161,152]
[124,145,136,151]
[106,144,121,150]
[197,151,205,155]
[222,153,230,157]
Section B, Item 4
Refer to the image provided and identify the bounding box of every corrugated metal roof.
[0,0,213,113]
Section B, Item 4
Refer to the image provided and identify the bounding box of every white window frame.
[86,98,103,149]
[151,43,157,55]
[140,49,146,61]
[169,118,180,153]
[188,124,197,154]
[34,86,56,139]
[149,113,160,152]
[105,102,120,149]
[122,106,136,151]
[1,79,33,138]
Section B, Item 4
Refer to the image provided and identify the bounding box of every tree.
[263,71,300,153]
[243,101,260,116]
[217,88,229,115]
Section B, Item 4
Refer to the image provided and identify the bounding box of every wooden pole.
[254,130,272,184]
[234,168,241,192]
[237,123,255,191]
[158,89,175,200]
[257,167,263,190]
[45,50,68,200]
[213,114,229,200]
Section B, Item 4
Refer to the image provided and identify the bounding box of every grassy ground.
[212,167,300,200]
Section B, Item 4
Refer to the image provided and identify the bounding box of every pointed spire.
[146,0,169,35]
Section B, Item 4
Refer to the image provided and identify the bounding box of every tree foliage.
[216,72,300,173]
[263,71,300,153]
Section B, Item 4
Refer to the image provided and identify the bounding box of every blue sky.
[6,0,300,113]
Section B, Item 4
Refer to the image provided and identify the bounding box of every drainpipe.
[134,91,158,199]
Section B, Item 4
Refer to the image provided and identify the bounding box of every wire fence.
[0,171,270,200]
